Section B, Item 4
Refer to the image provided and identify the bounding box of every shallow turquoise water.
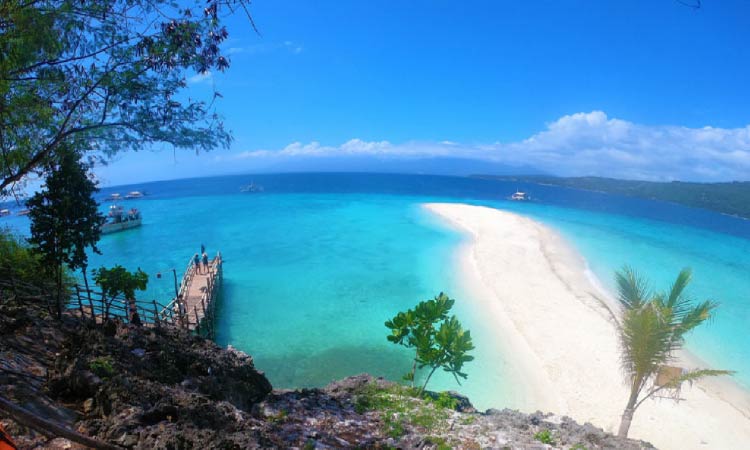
[79,192,521,407]
[4,173,749,409]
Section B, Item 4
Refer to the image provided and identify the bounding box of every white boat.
[240,182,264,193]
[102,205,142,234]
[106,193,122,202]
[0,209,10,217]
[510,190,530,201]
[124,191,144,199]
[17,209,30,216]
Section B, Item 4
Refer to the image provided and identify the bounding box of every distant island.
[474,175,750,219]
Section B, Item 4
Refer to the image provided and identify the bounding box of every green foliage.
[0,228,46,285]
[0,0,249,194]
[425,391,459,410]
[26,146,104,317]
[459,415,476,425]
[89,356,115,378]
[354,383,410,414]
[385,292,475,395]
[385,417,406,439]
[27,146,104,271]
[476,175,750,220]
[533,429,555,445]
[92,265,148,319]
[615,267,732,437]
[571,444,589,450]
[353,383,450,438]
[93,265,148,301]
[423,436,451,449]
[267,409,288,424]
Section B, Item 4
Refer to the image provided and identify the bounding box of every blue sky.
[98,0,750,185]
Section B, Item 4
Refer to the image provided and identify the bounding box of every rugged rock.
[1,301,273,448]
[1,301,653,449]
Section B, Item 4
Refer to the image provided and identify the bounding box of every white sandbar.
[425,203,750,450]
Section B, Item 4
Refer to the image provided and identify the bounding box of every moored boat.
[106,193,122,202]
[17,209,30,216]
[240,182,264,193]
[124,191,144,199]
[0,209,10,217]
[102,205,142,234]
[510,190,530,201]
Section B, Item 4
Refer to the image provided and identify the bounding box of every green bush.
[0,228,46,285]
[89,356,115,378]
[425,391,459,410]
[354,383,450,438]
[533,429,555,445]
[385,292,475,395]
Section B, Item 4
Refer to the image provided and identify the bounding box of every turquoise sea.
[3,173,749,410]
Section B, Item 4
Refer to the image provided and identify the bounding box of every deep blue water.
[2,172,749,408]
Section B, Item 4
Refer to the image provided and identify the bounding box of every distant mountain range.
[475,175,750,220]
[247,156,545,177]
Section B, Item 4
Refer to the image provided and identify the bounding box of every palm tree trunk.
[618,386,640,438]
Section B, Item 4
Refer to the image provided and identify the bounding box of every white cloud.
[228,41,304,56]
[282,41,303,54]
[225,112,750,181]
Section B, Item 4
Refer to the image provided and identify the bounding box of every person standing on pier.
[193,253,202,275]
[202,252,209,274]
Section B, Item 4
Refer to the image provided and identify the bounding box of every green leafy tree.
[385,292,475,395]
[27,146,104,318]
[0,228,45,286]
[615,266,732,438]
[0,0,254,195]
[92,265,148,321]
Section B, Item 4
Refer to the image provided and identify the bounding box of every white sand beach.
[425,203,750,450]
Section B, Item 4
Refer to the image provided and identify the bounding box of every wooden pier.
[67,252,223,338]
[169,253,223,336]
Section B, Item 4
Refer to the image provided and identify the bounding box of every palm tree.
[615,266,732,438]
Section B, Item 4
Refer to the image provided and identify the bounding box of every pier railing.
[1,252,222,337]
[158,257,196,327]
[158,252,222,336]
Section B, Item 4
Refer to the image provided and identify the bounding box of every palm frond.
[673,300,718,342]
[666,268,692,307]
[616,267,731,432]
[665,368,734,389]
[636,368,733,409]
[619,304,674,379]
[665,268,694,319]
[615,266,649,310]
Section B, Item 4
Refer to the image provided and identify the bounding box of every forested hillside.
[475,175,750,219]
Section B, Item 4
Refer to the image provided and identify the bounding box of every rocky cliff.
[0,301,652,449]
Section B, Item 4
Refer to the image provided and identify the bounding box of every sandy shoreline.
[424,203,750,450]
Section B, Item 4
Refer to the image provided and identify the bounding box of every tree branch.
[0,395,122,450]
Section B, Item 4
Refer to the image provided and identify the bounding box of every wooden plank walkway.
[33,252,224,337]
[174,253,223,335]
